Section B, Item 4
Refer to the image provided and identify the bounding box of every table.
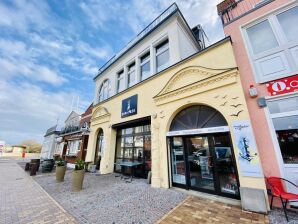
[115,161,143,182]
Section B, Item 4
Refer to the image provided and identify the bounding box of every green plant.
[75,159,85,170]
[56,158,65,166]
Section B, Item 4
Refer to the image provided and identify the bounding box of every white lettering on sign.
[166,126,229,136]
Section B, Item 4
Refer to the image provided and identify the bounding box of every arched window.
[170,105,227,131]
[99,79,110,102]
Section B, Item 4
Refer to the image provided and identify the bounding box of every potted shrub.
[72,159,85,191]
[56,158,66,182]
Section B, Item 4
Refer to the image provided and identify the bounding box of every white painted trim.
[263,104,286,177]
[166,126,229,136]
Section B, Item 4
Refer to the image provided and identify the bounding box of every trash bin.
[30,163,38,176]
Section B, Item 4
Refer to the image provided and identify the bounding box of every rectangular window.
[127,63,136,87]
[277,6,298,42]
[156,39,169,72]
[68,140,80,155]
[140,52,150,81]
[117,70,125,93]
[246,20,278,54]
[114,124,151,178]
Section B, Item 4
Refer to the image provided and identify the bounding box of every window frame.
[127,62,136,88]
[116,70,125,93]
[242,3,298,83]
[99,79,110,102]
[155,39,169,73]
[140,51,151,81]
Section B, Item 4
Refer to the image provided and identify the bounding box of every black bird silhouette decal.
[230,110,243,117]
[232,97,239,100]
[222,95,227,99]
[230,104,243,108]
[220,101,227,106]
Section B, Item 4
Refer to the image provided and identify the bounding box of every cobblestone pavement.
[0,158,76,224]
[158,196,269,224]
[34,172,187,224]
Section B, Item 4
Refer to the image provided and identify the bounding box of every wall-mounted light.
[249,84,258,98]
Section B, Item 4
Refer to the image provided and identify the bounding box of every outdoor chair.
[266,176,298,222]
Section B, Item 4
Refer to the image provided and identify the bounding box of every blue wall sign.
[121,95,138,118]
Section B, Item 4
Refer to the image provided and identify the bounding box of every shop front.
[85,38,269,212]
[168,105,239,199]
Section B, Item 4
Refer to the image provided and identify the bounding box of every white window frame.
[241,2,298,83]
[68,140,81,155]
[116,70,125,93]
[127,62,136,87]
[155,39,169,73]
[99,79,110,102]
[265,92,298,168]
[140,51,150,81]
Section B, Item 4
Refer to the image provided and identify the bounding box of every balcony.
[59,126,80,135]
[217,0,274,26]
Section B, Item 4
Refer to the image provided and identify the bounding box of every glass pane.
[128,71,135,87]
[246,20,278,54]
[171,137,186,185]
[124,137,133,147]
[134,136,143,147]
[186,137,215,190]
[135,126,143,133]
[267,97,298,114]
[134,148,143,161]
[272,115,298,131]
[213,135,239,195]
[117,74,125,92]
[141,53,150,63]
[277,6,298,42]
[276,129,298,164]
[125,128,133,135]
[141,61,150,80]
[144,135,151,172]
[156,49,169,72]
[144,125,151,132]
[115,159,122,172]
[123,148,133,159]
[156,40,169,54]
[116,138,124,158]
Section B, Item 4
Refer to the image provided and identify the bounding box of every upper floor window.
[140,52,150,81]
[127,62,136,87]
[276,6,298,42]
[156,39,169,72]
[244,5,298,83]
[117,70,125,93]
[246,20,278,54]
[99,79,110,102]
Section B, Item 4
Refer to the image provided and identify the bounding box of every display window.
[114,124,151,178]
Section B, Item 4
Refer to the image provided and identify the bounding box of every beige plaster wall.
[86,39,267,197]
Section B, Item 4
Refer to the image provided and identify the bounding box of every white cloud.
[0,79,89,144]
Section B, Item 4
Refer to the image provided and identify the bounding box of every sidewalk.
[0,158,76,224]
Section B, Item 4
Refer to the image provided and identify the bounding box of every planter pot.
[56,166,66,182]
[72,169,85,191]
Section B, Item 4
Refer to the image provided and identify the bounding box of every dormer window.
[140,52,150,81]
[127,62,136,87]
[117,70,125,93]
[156,39,169,72]
[99,79,110,102]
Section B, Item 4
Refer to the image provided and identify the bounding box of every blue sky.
[0,0,223,144]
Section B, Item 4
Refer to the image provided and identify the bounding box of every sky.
[0,0,224,145]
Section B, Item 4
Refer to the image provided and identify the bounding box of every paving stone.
[0,158,76,224]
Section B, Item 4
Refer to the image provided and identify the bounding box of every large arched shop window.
[99,79,110,102]
[170,105,227,131]
[94,129,103,170]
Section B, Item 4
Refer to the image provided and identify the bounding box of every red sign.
[266,75,298,96]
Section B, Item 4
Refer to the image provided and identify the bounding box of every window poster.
[232,120,263,177]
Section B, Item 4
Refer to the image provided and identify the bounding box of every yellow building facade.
[86,38,268,211]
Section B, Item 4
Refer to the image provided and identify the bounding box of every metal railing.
[217,0,274,26]
[95,3,178,78]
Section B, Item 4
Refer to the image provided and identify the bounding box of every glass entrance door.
[170,133,240,198]
[185,136,215,191]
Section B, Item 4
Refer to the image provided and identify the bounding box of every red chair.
[266,177,298,222]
